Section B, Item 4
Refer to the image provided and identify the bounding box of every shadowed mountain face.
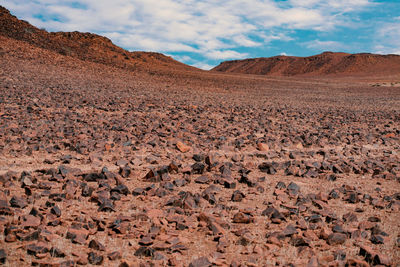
[0,6,196,72]
[212,52,400,77]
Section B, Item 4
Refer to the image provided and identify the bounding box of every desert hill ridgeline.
[1,5,400,77]
[212,52,400,77]
[0,6,196,72]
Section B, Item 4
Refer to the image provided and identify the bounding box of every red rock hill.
[212,52,400,77]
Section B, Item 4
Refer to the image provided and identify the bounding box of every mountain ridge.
[212,51,400,77]
[0,6,196,72]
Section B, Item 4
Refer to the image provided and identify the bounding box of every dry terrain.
[1,6,400,267]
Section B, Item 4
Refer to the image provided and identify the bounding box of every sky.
[3,0,400,70]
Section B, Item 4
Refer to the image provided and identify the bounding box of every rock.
[89,239,106,251]
[370,234,384,244]
[0,249,6,264]
[26,242,50,255]
[134,246,155,257]
[66,228,88,244]
[287,182,300,195]
[108,251,121,260]
[51,205,61,217]
[21,215,41,228]
[189,256,211,267]
[88,252,103,265]
[231,190,245,202]
[111,184,130,195]
[257,143,269,152]
[192,162,206,174]
[232,212,254,224]
[176,141,190,153]
[10,196,27,208]
[258,162,277,174]
[195,175,210,184]
[282,224,297,236]
[327,233,347,245]
[119,165,131,178]
[98,198,115,212]
[139,235,153,246]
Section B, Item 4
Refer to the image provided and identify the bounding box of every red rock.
[176,141,190,153]
[257,143,269,152]
[232,212,254,224]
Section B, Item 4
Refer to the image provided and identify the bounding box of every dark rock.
[108,251,121,260]
[328,233,347,245]
[193,154,205,162]
[119,165,131,178]
[258,162,277,174]
[98,198,114,212]
[49,247,65,258]
[287,182,300,195]
[10,196,27,208]
[282,224,297,236]
[192,162,206,174]
[111,184,130,195]
[189,256,211,267]
[89,240,106,251]
[0,249,6,264]
[195,176,210,184]
[370,235,384,244]
[51,205,61,217]
[231,190,245,202]
[134,246,155,257]
[88,252,103,265]
[26,242,49,255]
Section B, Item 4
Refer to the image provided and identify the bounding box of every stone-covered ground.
[0,36,400,266]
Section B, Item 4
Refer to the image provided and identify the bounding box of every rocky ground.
[1,35,400,267]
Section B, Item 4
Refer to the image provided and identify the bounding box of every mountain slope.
[212,52,400,77]
[0,6,196,72]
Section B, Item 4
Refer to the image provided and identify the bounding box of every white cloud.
[204,50,248,60]
[2,0,374,61]
[304,40,348,51]
[374,20,400,55]
[191,62,214,70]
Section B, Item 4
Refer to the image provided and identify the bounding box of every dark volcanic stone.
[88,252,103,265]
[51,205,61,217]
[89,240,106,251]
[111,184,130,195]
[195,176,210,184]
[231,190,245,202]
[98,199,115,212]
[287,182,300,195]
[370,235,384,244]
[328,233,347,245]
[189,256,212,267]
[134,246,155,257]
[0,249,6,264]
[192,162,206,174]
[10,196,27,208]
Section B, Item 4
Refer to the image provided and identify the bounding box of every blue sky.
[3,0,400,69]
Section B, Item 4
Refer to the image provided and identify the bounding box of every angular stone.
[88,252,103,265]
[232,212,254,224]
[327,233,347,245]
[231,190,245,202]
[10,196,27,208]
[189,256,211,267]
[176,141,190,153]
[89,240,106,251]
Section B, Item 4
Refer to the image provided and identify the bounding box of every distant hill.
[0,6,196,72]
[212,52,400,76]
